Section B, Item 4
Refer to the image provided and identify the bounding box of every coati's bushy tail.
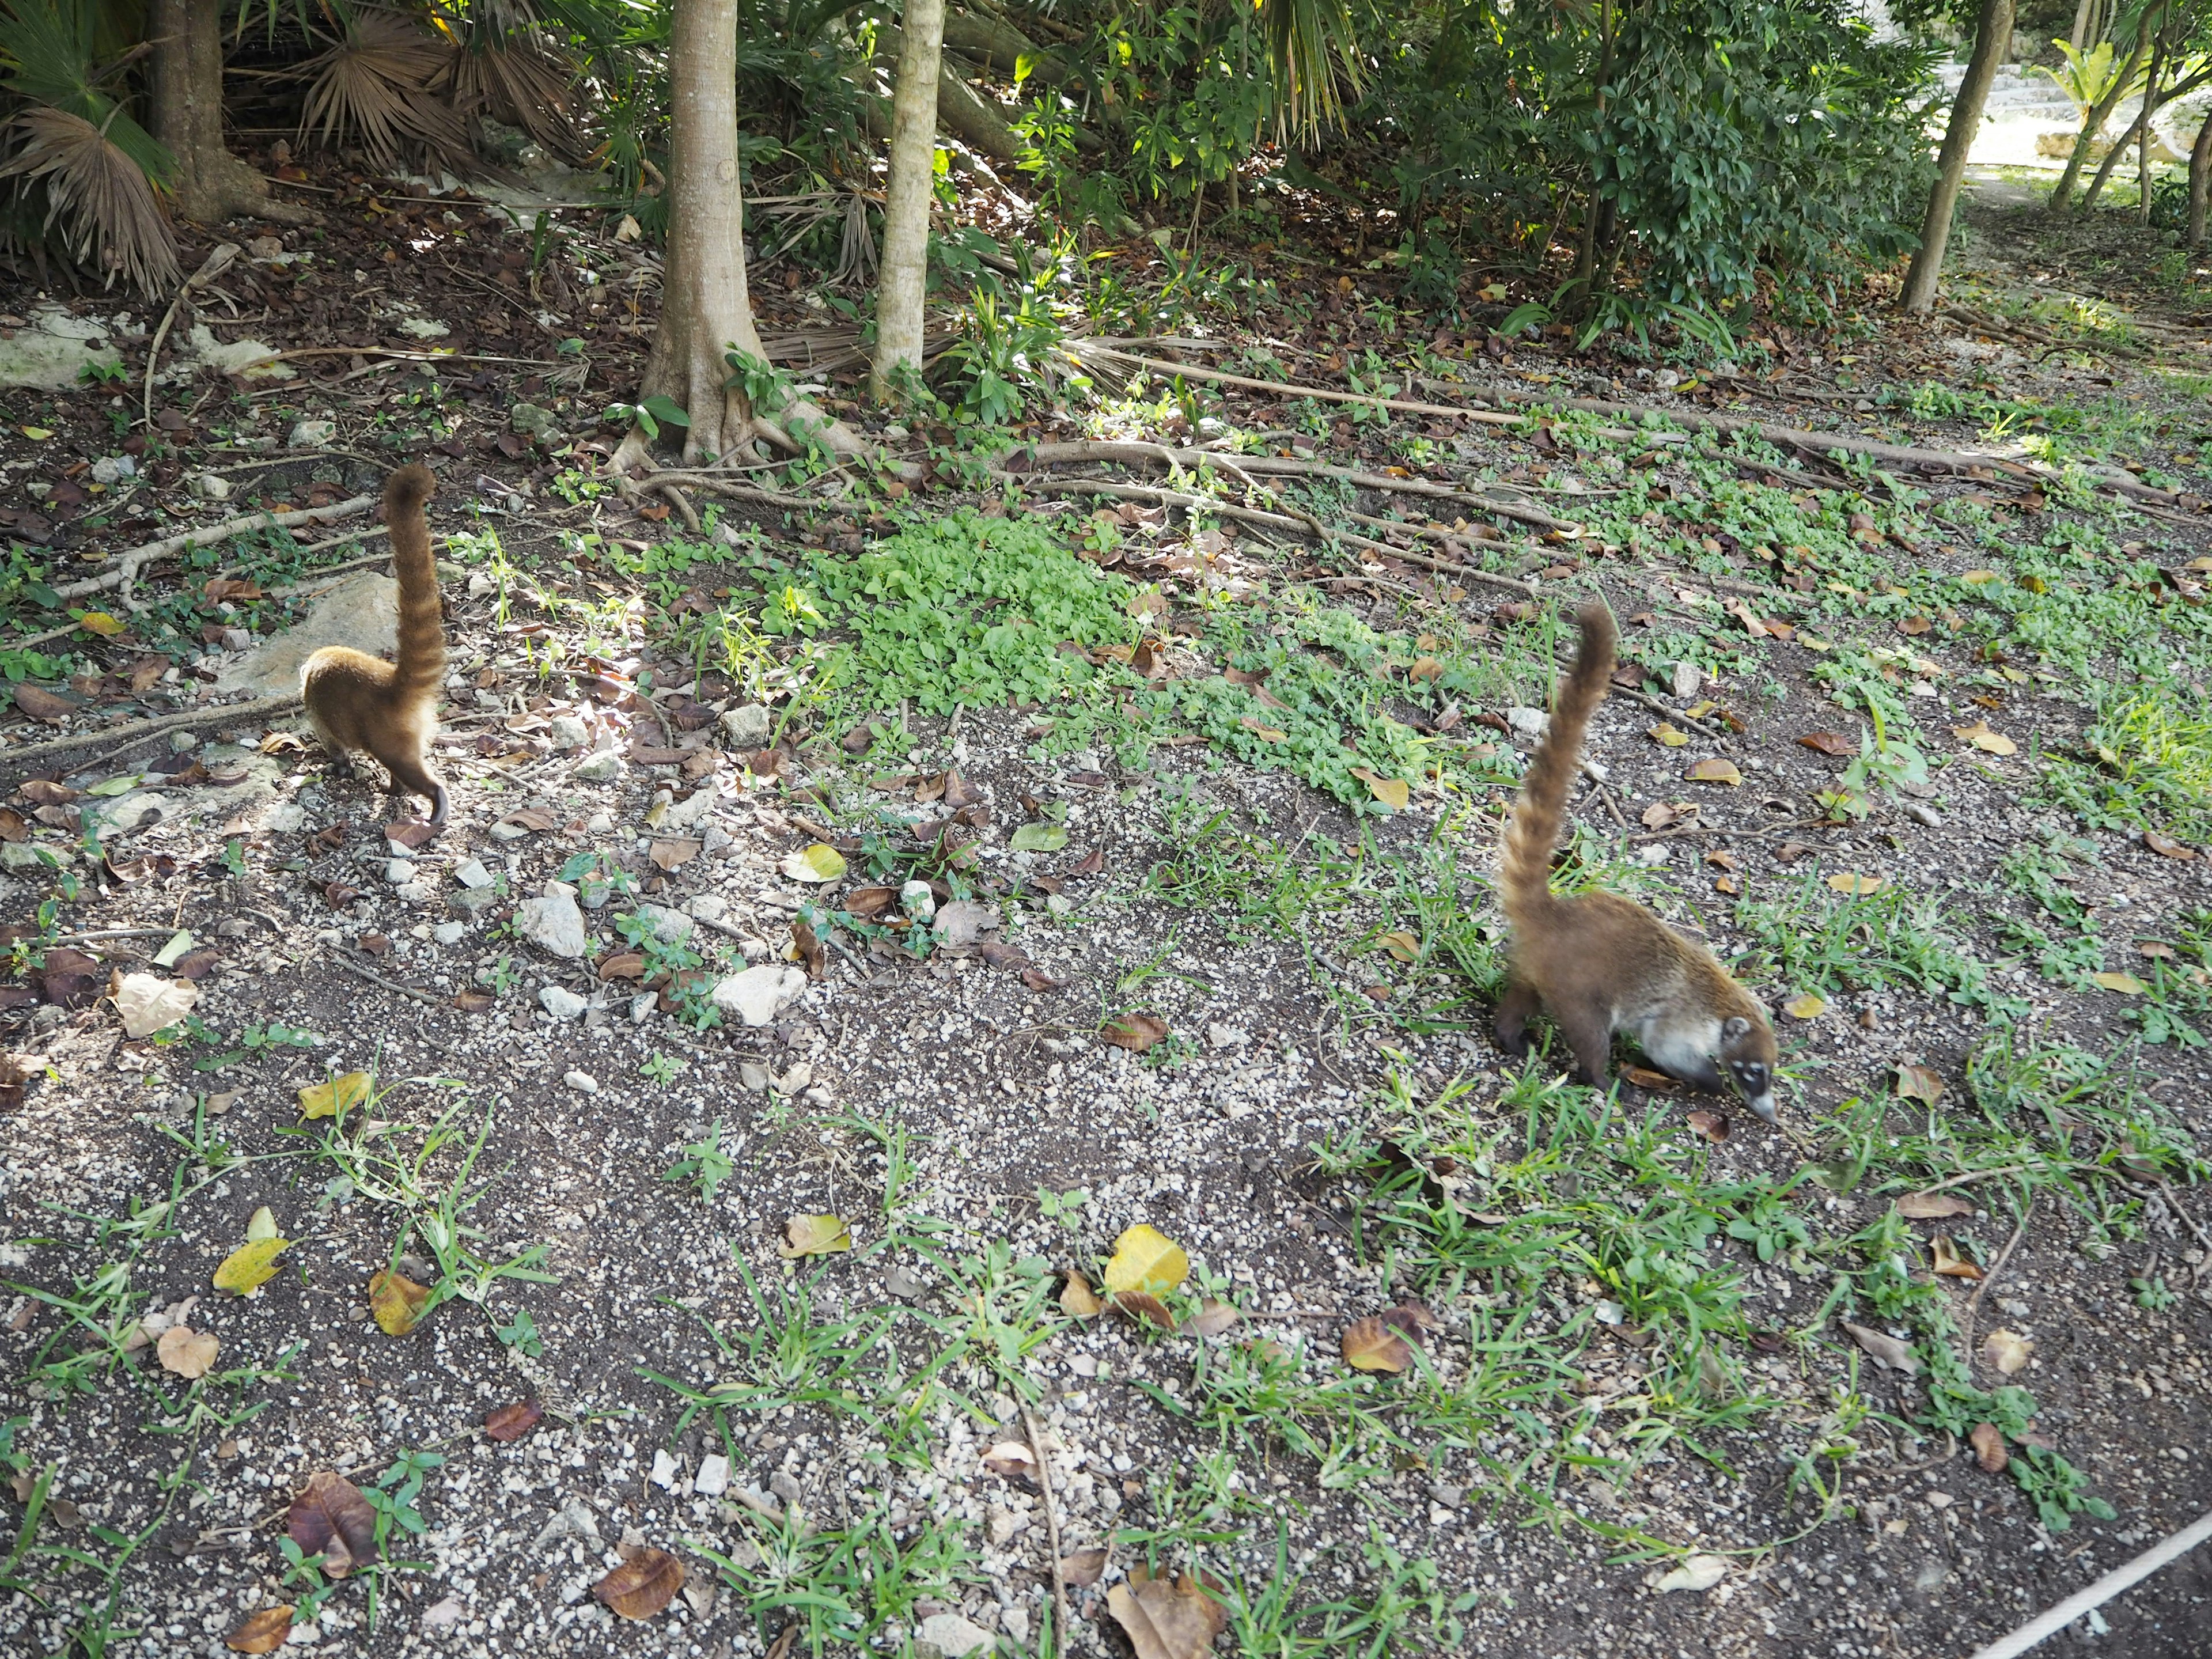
[1499,602,1616,929]
[384,464,444,700]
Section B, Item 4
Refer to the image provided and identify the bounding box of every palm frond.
[0,106,179,296]
[1260,0,1366,140]
[437,33,586,160]
[0,0,174,183]
[293,9,471,169]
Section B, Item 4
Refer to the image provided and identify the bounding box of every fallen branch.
[329,945,444,1008]
[142,243,241,431]
[1019,1403,1071,1659]
[1968,1507,2212,1659]
[1,692,303,781]
[1079,343,1536,429]
[54,497,376,605]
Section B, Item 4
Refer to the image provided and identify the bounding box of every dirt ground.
[1,165,2210,1659]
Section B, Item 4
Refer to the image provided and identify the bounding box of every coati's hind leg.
[1495,979,1540,1057]
[384,752,449,830]
[1554,1006,1617,1091]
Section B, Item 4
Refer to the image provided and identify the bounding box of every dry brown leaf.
[1109,1290,1176,1330]
[1342,1316,1415,1374]
[1101,1012,1169,1052]
[157,1324,218,1379]
[384,819,435,850]
[1059,1546,1110,1587]
[1970,1421,2009,1474]
[1894,1064,1945,1105]
[1930,1236,1982,1280]
[592,1548,685,1619]
[2144,830,2196,861]
[1187,1299,1241,1338]
[1825,872,1885,895]
[1797,731,1854,757]
[1982,1329,2032,1376]
[1060,1269,1103,1318]
[483,1399,544,1442]
[1842,1322,1920,1374]
[1685,1109,1728,1143]
[649,839,702,870]
[13,683,71,722]
[224,1608,294,1654]
[1895,1191,1974,1220]
[368,1269,431,1336]
[1106,1573,1228,1659]
[982,1441,1039,1483]
[1685,757,1742,786]
[287,1471,378,1578]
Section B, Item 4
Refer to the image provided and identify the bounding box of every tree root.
[1,692,305,782]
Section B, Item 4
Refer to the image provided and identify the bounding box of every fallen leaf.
[297,1071,372,1119]
[1187,1300,1241,1338]
[2092,971,2145,995]
[1798,731,1854,757]
[1100,1012,1169,1052]
[1971,1421,2010,1474]
[247,1205,279,1242]
[1685,1109,1728,1143]
[1894,1064,1944,1105]
[1342,1316,1414,1373]
[1059,1547,1111,1587]
[1103,1224,1188,1298]
[1111,1289,1177,1329]
[778,1214,851,1259]
[1060,1269,1103,1317]
[1352,768,1411,812]
[597,950,648,981]
[1107,1574,1228,1659]
[1982,1329,2032,1376]
[224,1608,294,1654]
[1895,1191,1974,1219]
[13,684,72,722]
[212,1236,289,1296]
[75,610,126,638]
[649,838,701,870]
[779,843,846,882]
[982,1441,1039,1483]
[483,1399,544,1442]
[384,819,435,850]
[1951,721,2017,756]
[1930,1236,1982,1280]
[1377,929,1419,964]
[453,989,493,1014]
[1010,822,1069,853]
[287,1471,378,1577]
[112,972,198,1039]
[1654,1555,1729,1593]
[1842,1322,1921,1374]
[1686,757,1741,786]
[1825,872,1885,895]
[592,1548,685,1620]
[1960,569,1999,585]
[157,1324,219,1379]
[368,1270,432,1336]
[1781,993,1827,1020]
[1648,723,1689,748]
[498,806,556,833]
[2144,830,2195,861]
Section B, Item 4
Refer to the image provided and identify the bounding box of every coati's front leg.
[1495,979,1540,1057]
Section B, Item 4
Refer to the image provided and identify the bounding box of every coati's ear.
[1721,1016,1750,1043]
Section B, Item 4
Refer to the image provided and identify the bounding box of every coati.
[301,464,448,829]
[1495,601,1780,1121]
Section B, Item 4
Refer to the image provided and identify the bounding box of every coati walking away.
[1495,601,1780,1121]
[301,464,449,829]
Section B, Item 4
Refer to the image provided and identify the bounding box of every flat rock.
[0,305,122,389]
[914,1612,996,1658]
[214,570,397,698]
[514,893,588,959]
[287,418,337,449]
[710,964,804,1027]
[539,986,586,1020]
[720,703,771,748]
[571,751,622,783]
[632,902,694,946]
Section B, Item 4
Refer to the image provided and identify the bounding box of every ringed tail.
[384,463,444,700]
[1499,601,1617,928]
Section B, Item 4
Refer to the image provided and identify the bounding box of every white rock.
[710,964,805,1027]
[1506,705,1549,738]
[395,878,438,903]
[453,857,494,889]
[1672,661,1704,699]
[914,1612,996,1658]
[585,812,614,834]
[687,894,729,921]
[702,823,733,856]
[89,454,137,484]
[264,801,306,833]
[660,787,717,831]
[539,986,587,1020]
[1207,1022,1249,1050]
[433,921,466,945]
[564,1069,600,1093]
[694,1454,730,1497]
[629,991,658,1024]
[514,893,588,958]
[899,879,936,922]
[286,418,336,449]
[720,703,772,748]
[633,902,694,946]
[739,1062,771,1091]
[385,858,415,885]
[488,820,530,842]
[194,472,233,501]
[571,751,623,783]
[547,714,590,751]
[1046,893,1075,918]
[648,1449,678,1490]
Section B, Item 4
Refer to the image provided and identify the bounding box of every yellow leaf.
[1351,768,1410,812]
[76,611,126,637]
[297,1071,371,1119]
[20,426,51,441]
[1377,929,1419,964]
[1959,569,1998,585]
[1782,993,1827,1020]
[780,843,847,882]
[1685,757,1742,786]
[245,1205,279,1243]
[1826,873,1885,895]
[213,1236,290,1296]
[1407,656,1444,683]
[1648,723,1689,748]
[1798,634,1833,652]
[1341,1316,1414,1373]
[1101,1224,1188,1298]
[1683,700,1721,719]
[1950,721,2017,756]
[368,1270,433,1336]
[779,1214,851,1258]
[2092,971,2145,995]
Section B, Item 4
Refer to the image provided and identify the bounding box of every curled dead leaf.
[1059,1268,1103,1318]
[1894,1191,1974,1220]
[2144,830,2195,861]
[1982,1329,2032,1376]
[483,1399,544,1442]
[1797,731,1854,757]
[1109,1290,1177,1330]
[286,1471,378,1578]
[1842,1321,1920,1374]
[1105,1572,1228,1659]
[1685,1109,1728,1143]
[592,1548,685,1620]
[1685,757,1741,786]
[156,1324,219,1379]
[1059,1546,1110,1587]
[779,1214,851,1259]
[1781,993,1827,1020]
[1342,1316,1414,1374]
[1187,1300,1241,1338]
[368,1269,432,1336]
[1970,1421,2010,1474]
[1825,872,1885,896]
[297,1071,371,1120]
[1894,1064,1944,1105]
[1930,1236,1982,1280]
[224,1608,294,1654]
[982,1441,1039,1483]
[1101,1012,1169,1052]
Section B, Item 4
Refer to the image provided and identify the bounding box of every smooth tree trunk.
[149,0,316,225]
[1902,0,2012,313]
[872,0,945,403]
[2052,27,2149,209]
[2082,65,2212,212]
[2188,107,2212,244]
[618,0,858,467]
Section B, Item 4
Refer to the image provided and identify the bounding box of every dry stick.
[1079,344,1541,430]
[1968,1509,2212,1659]
[52,497,376,604]
[1019,1403,1071,1659]
[0,693,304,779]
[329,946,444,1009]
[628,472,826,514]
[141,243,242,432]
[1960,1196,2033,1377]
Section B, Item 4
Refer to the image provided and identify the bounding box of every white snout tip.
[1747,1091,1778,1124]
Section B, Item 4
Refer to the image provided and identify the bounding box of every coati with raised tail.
[1495,601,1780,1121]
[301,464,448,828]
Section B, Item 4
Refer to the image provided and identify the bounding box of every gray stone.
[633,902,694,946]
[89,454,136,485]
[169,731,198,752]
[0,305,120,389]
[687,893,729,921]
[658,786,717,832]
[384,858,415,885]
[1506,705,1548,738]
[547,715,590,751]
[577,875,612,911]
[287,418,336,449]
[739,1062,771,1091]
[433,921,467,945]
[509,402,559,442]
[214,569,397,698]
[514,893,588,958]
[914,1612,996,1659]
[571,751,622,783]
[263,801,306,834]
[449,886,502,915]
[193,472,233,501]
[453,857,494,889]
[84,791,170,843]
[488,820,530,842]
[0,840,65,871]
[899,880,935,923]
[719,703,772,748]
[710,964,805,1027]
[563,1069,599,1093]
[539,986,587,1020]
[629,991,658,1024]
[1671,661,1704,700]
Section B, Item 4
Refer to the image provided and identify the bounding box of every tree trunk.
[2070,0,2094,50]
[2188,108,2212,244]
[2051,29,2148,209]
[873,0,945,402]
[2081,63,2212,212]
[148,0,316,226]
[1902,0,2012,313]
[878,26,1022,165]
[942,11,1071,88]
[618,0,858,468]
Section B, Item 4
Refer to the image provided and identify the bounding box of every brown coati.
[301,464,448,828]
[1495,601,1779,1121]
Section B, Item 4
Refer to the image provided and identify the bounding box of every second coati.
[1495,601,1780,1121]
[301,464,448,828]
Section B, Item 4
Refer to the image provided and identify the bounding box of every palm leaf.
[293,9,471,168]
[1260,0,1366,139]
[437,34,586,160]
[0,106,180,296]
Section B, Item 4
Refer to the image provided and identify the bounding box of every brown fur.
[301,464,447,828]
[1496,602,1781,1119]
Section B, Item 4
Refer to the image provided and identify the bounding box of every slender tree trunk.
[2188,107,2212,244]
[1903,0,2012,313]
[2082,63,2212,211]
[148,0,316,226]
[872,0,945,403]
[2051,28,2149,209]
[618,0,858,468]
[2070,0,2094,50]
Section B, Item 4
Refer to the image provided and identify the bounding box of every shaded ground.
[0,157,2210,1659]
